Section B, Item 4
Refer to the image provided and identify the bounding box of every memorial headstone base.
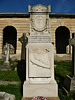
[23,80,58,98]
[22,97,60,100]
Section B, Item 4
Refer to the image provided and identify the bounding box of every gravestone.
[19,33,28,60]
[22,4,58,99]
[0,92,15,100]
[63,33,75,92]
[0,43,11,70]
[4,43,10,64]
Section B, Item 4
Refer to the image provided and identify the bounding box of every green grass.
[55,61,75,100]
[0,60,75,100]
[10,59,18,70]
[0,60,4,65]
[0,83,22,100]
[55,61,72,84]
[0,59,20,81]
[0,70,20,81]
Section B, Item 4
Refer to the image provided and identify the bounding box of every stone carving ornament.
[29,4,50,12]
[31,15,47,32]
[29,4,50,35]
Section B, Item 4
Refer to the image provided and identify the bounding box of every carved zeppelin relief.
[29,48,51,77]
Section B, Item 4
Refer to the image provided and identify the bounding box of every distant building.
[0,4,75,60]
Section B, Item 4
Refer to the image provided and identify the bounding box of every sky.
[0,0,75,13]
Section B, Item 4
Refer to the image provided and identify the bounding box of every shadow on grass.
[55,73,65,99]
[17,60,26,96]
[55,73,65,85]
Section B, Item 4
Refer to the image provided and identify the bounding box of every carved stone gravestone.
[0,43,11,70]
[23,4,58,99]
[4,43,10,63]
[19,33,28,60]
[63,33,75,92]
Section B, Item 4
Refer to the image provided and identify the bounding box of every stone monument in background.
[63,33,75,92]
[19,33,28,60]
[0,43,11,70]
[4,43,10,64]
[22,4,58,99]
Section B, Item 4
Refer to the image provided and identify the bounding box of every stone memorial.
[0,43,11,70]
[4,43,10,64]
[22,4,58,99]
[19,33,28,60]
[63,33,75,92]
[0,92,15,100]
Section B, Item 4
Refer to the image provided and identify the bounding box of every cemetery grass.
[0,60,75,100]
[0,70,20,81]
[0,59,20,81]
[0,83,22,100]
[0,60,22,100]
[55,61,75,100]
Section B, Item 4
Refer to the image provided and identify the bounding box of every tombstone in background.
[9,45,14,54]
[66,45,69,54]
[22,4,58,99]
[63,33,75,92]
[19,33,28,60]
[0,43,11,70]
[4,43,10,64]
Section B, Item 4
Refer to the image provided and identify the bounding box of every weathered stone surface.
[4,43,10,64]
[22,97,60,100]
[54,54,72,61]
[26,43,54,80]
[0,63,11,70]
[28,36,51,43]
[23,4,58,98]
[23,81,58,97]
[29,5,51,36]
[0,92,15,100]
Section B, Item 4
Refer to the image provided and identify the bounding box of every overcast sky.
[0,0,75,13]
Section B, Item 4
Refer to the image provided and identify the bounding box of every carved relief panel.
[27,43,54,78]
[29,4,51,35]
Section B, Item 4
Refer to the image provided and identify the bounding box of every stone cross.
[19,33,28,60]
[71,33,75,76]
[63,33,75,91]
[4,43,10,63]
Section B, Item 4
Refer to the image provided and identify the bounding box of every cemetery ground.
[0,60,75,100]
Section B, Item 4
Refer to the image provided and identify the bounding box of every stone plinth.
[22,97,60,100]
[23,80,58,98]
